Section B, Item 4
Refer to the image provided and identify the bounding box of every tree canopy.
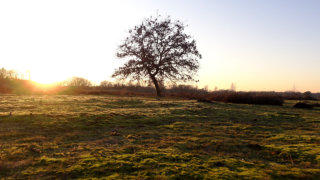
[112,15,201,97]
[65,77,92,87]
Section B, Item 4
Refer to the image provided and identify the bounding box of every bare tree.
[0,68,19,79]
[0,68,7,79]
[100,80,112,88]
[112,15,201,97]
[65,77,92,87]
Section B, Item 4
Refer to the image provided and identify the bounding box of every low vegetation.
[0,95,319,179]
[206,91,284,106]
[294,102,314,109]
[0,67,319,107]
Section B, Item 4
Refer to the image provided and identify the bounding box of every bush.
[207,91,284,106]
[293,102,313,109]
[197,98,213,103]
[313,103,320,107]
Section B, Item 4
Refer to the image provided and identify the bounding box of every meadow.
[0,95,319,179]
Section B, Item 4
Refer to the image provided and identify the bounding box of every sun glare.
[32,76,59,85]
[30,70,66,85]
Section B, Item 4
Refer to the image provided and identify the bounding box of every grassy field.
[0,95,319,179]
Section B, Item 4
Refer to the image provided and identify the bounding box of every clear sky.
[0,0,319,92]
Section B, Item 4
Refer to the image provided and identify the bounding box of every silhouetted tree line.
[0,68,35,94]
[62,77,93,87]
[0,68,20,79]
[0,67,319,105]
[57,78,319,106]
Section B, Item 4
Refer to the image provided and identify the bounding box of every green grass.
[0,95,319,179]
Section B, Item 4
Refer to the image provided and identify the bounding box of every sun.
[30,69,67,85]
[32,76,59,84]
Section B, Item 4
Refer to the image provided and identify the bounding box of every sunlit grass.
[0,95,319,179]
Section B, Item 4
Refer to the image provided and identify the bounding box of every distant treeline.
[42,82,320,106]
[0,68,319,106]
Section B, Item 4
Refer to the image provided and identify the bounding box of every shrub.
[207,91,284,106]
[312,103,320,107]
[197,98,213,103]
[293,102,313,109]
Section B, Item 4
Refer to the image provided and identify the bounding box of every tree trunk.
[150,76,162,97]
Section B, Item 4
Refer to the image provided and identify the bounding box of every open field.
[0,95,319,179]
